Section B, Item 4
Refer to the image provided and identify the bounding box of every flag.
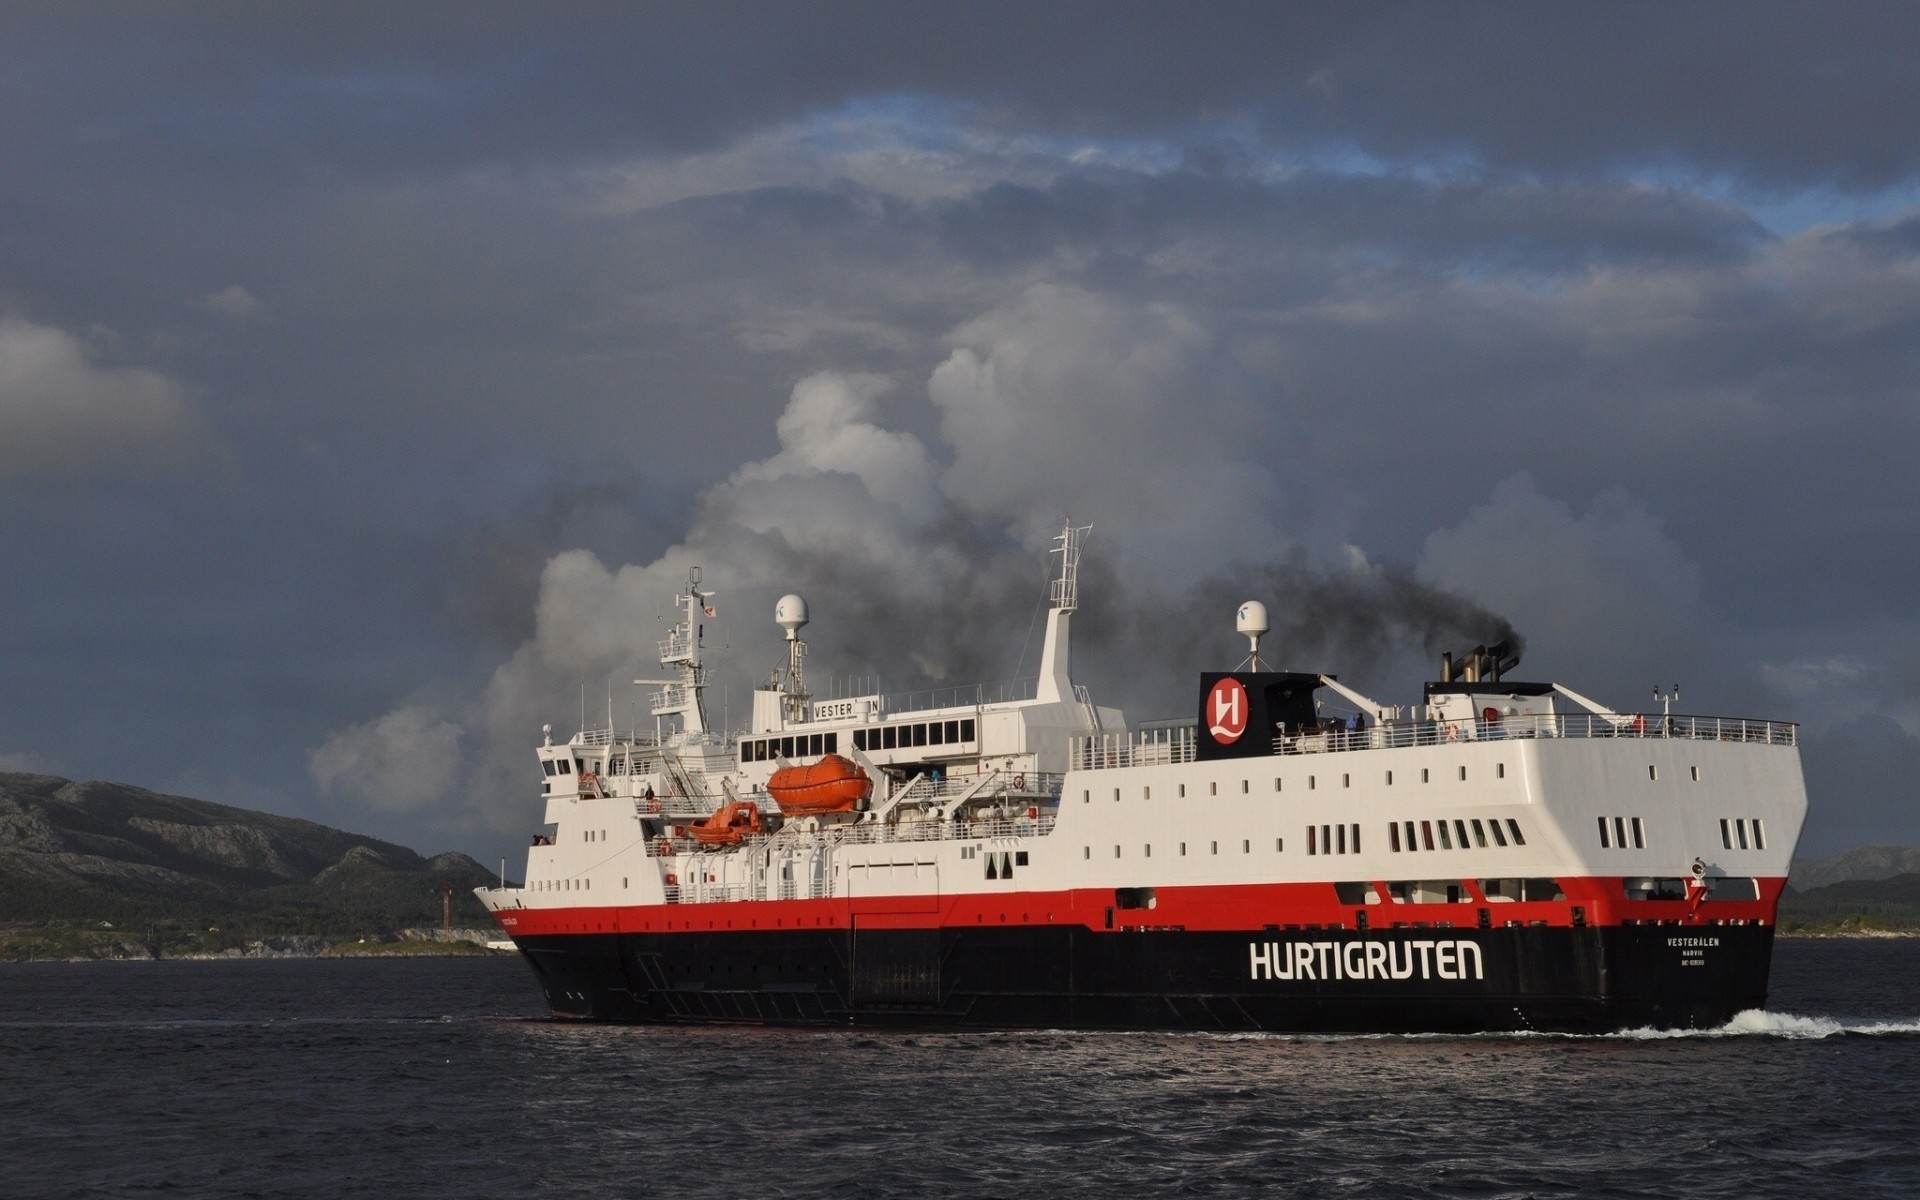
[703,605,715,617]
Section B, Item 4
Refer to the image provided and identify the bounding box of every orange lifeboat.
[686,800,764,847]
[766,753,871,815]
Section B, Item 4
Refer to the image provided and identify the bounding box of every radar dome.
[775,593,810,638]
[1236,601,1270,639]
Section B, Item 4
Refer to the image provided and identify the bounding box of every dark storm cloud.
[9,3,1920,189]
[4,3,1920,865]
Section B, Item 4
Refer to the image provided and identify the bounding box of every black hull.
[513,923,1774,1034]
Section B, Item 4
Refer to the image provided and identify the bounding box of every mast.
[636,568,713,741]
[1035,519,1089,704]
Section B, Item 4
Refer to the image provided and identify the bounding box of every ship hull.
[511,922,1773,1033]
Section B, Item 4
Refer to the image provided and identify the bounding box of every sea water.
[2,939,1916,1198]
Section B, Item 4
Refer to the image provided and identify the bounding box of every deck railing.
[646,814,1057,859]
[1070,711,1796,770]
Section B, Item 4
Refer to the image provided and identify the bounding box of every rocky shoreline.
[0,926,514,963]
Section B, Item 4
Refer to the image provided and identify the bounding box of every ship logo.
[1208,677,1249,743]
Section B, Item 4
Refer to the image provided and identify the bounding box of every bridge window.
[945,720,961,742]
[961,719,976,741]
[929,722,944,745]
[913,724,928,747]
[882,727,897,749]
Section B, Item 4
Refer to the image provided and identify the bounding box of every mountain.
[1789,844,1920,890]
[0,772,503,946]
[1778,873,1920,932]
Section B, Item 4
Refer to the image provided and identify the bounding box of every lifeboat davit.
[766,753,871,815]
[686,800,763,847]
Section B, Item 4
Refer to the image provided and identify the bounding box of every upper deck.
[1071,710,1797,770]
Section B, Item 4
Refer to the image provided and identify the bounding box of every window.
[929,722,944,745]
[1276,838,1284,852]
[558,759,573,774]
[1497,763,1505,779]
[1720,818,1731,850]
[1083,790,1090,804]
[1343,774,1350,788]
[1274,778,1282,792]
[1690,765,1699,782]
[1470,819,1487,848]
[1630,817,1645,849]
[1336,825,1345,854]
[1114,788,1121,802]
[541,759,556,776]
[945,720,960,742]
[1180,842,1187,856]
[1437,821,1453,850]
[1209,782,1217,796]
[882,727,896,750]
[1614,816,1627,848]
[1421,768,1430,783]
[1211,841,1219,855]
[1753,820,1766,850]
[781,736,795,757]
[913,724,927,747]
[1015,851,1029,866]
[1145,845,1152,857]
[1308,826,1317,855]
[1243,839,1251,854]
[1322,824,1332,854]
[1736,820,1749,850]
[1391,823,1402,852]
[1506,819,1526,846]
[1648,765,1659,781]
[1405,820,1417,851]
[1351,824,1360,853]
[1458,766,1467,781]
[960,719,976,741]
[853,730,867,751]
[1144,786,1152,800]
[1421,820,1435,851]
[1454,820,1470,849]
[1489,820,1508,847]
[1598,817,1611,848]
[1386,770,1393,786]
[1241,779,1249,794]
[1083,847,1090,859]
[1309,775,1316,790]
[1114,845,1122,858]
[1179,784,1187,798]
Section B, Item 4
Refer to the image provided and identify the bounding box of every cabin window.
[1436,821,1453,850]
[853,730,867,751]
[825,732,837,753]
[541,759,555,776]
[1243,839,1252,854]
[1015,851,1028,866]
[1114,845,1121,858]
[1421,820,1435,851]
[1180,842,1187,855]
[1386,770,1393,786]
[1211,841,1219,855]
[1178,784,1186,798]
[1489,820,1508,847]
[1241,780,1249,794]
[1470,819,1487,848]
[1308,826,1317,855]
[1421,768,1430,783]
[811,733,825,755]
[1691,765,1699,781]
[1145,844,1152,858]
[1458,766,1467,781]
[1336,825,1345,854]
[1083,790,1090,804]
[1613,816,1627,848]
[1454,820,1470,849]
[1753,820,1766,850]
[1342,774,1350,788]
[1630,817,1645,849]
[1598,817,1611,848]
[1390,823,1401,852]
[1083,847,1090,859]
[1209,782,1217,796]
[1649,765,1659,781]
[1114,787,1121,802]
[1497,763,1505,779]
[1308,775,1316,790]
[558,759,573,774]
[1506,819,1526,846]
[1144,786,1152,800]
[780,736,794,757]
[1276,838,1284,852]
[1736,820,1749,850]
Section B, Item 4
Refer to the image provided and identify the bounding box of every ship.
[478,522,1807,1032]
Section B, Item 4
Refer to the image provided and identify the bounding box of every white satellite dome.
[1236,600,1270,639]
[775,593,810,638]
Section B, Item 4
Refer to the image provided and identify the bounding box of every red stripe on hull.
[491,876,1785,938]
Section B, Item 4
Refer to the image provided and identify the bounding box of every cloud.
[1417,474,1708,704]
[310,705,465,814]
[200,284,264,319]
[0,317,197,478]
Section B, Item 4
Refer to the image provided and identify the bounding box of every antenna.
[1236,601,1270,670]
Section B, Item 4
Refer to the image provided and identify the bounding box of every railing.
[646,814,1059,859]
[876,677,1038,716]
[1071,711,1796,769]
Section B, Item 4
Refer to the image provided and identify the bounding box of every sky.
[4,3,1920,868]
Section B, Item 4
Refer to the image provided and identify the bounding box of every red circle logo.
[1208,677,1249,744]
